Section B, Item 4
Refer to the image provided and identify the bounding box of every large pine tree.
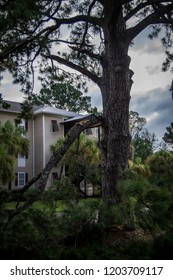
[0,0,173,203]
[163,122,173,148]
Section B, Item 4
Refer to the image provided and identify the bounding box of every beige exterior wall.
[33,113,65,188]
[44,115,64,164]
[13,118,34,189]
[0,112,16,124]
[34,115,44,175]
[0,105,100,191]
[34,114,64,169]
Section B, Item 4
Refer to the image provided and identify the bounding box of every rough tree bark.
[100,7,133,203]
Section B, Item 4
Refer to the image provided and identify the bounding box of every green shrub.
[145,151,173,190]
[0,208,63,259]
[0,188,10,208]
[118,172,173,233]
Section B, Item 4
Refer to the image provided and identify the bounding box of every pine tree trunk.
[100,8,133,203]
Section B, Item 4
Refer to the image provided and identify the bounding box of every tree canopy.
[0,1,172,78]
[0,120,29,184]
[33,82,92,112]
[163,122,173,149]
[0,0,173,202]
[51,133,100,195]
[129,111,147,140]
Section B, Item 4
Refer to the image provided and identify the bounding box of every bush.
[0,208,63,259]
[0,188,10,208]
[118,171,173,233]
[145,151,173,190]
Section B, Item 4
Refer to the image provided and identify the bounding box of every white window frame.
[18,119,27,137]
[18,119,25,130]
[18,172,26,187]
[51,120,59,132]
[95,127,99,139]
[18,153,26,167]
[84,128,93,135]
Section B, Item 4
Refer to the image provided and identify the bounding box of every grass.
[5,198,98,212]
[5,200,65,211]
[4,201,24,209]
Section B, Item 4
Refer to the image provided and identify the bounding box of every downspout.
[42,114,46,168]
[32,118,35,178]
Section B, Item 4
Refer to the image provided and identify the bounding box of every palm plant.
[0,120,29,184]
[50,133,100,196]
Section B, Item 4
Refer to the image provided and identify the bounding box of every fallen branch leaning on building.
[8,114,102,220]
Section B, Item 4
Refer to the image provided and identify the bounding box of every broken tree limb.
[8,114,102,220]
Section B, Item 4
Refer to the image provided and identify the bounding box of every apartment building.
[0,100,99,190]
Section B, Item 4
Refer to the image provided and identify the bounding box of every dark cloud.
[130,85,173,139]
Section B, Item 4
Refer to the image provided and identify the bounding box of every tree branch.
[80,0,97,50]
[128,4,173,41]
[0,13,102,62]
[42,53,101,85]
[0,21,61,61]
[124,0,171,22]
[53,39,93,47]
[152,1,173,21]
[55,14,102,27]
[69,46,102,61]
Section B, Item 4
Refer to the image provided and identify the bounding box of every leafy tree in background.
[145,150,173,190]
[163,122,173,149]
[29,67,98,113]
[32,68,99,113]
[0,0,173,203]
[33,82,92,113]
[129,111,146,140]
[51,133,100,196]
[133,129,157,162]
[129,111,157,162]
[0,120,29,184]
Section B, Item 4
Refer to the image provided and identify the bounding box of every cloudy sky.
[0,28,172,141]
[129,30,172,140]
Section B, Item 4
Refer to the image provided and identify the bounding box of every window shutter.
[25,173,28,184]
[85,128,93,135]
[15,173,18,186]
[14,118,20,127]
[51,120,59,132]
[52,172,59,181]
[25,120,28,132]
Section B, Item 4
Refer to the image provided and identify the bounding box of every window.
[15,119,28,133]
[18,153,26,167]
[95,127,100,139]
[18,173,25,186]
[84,128,93,135]
[18,119,25,130]
[52,172,59,182]
[15,172,28,187]
[51,120,59,132]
